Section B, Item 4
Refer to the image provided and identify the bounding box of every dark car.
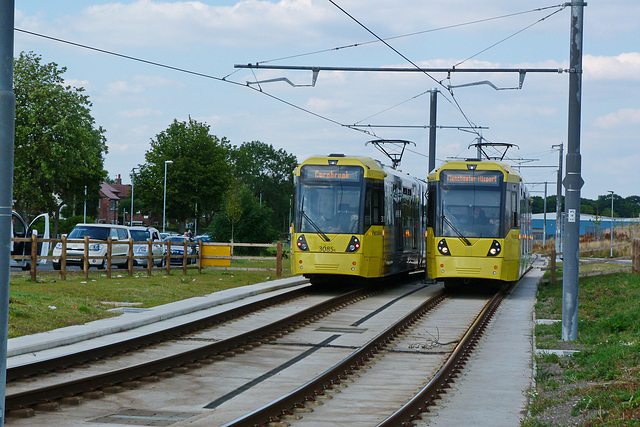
[192,234,212,254]
[163,235,196,265]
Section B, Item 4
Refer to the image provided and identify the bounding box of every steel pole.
[428,89,437,173]
[561,1,586,342]
[0,2,15,424]
[609,191,614,258]
[130,168,138,226]
[543,182,547,247]
[553,143,563,254]
[163,161,173,233]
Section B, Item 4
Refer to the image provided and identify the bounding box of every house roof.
[100,182,121,200]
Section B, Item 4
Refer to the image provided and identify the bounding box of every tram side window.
[364,181,384,230]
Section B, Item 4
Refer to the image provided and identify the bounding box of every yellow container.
[202,244,231,267]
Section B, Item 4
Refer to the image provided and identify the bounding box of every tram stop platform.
[7,276,309,366]
[426,258,545,426]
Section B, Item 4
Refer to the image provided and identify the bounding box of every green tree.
[13,51,107,233]
[230,141,297,235]
[208,183,279,245]
[135,118,231,230]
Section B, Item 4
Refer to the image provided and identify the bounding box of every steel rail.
[377,289,505,426]
[7,284,311,382]
[6,287,369,412]
[221,289,448,427]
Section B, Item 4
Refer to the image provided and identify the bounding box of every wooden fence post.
[61,235,67,280]
[182,240,188,275]
[106,237,113,279]
[276,241,282,278]
[147,239,153,277]
[30,232,38,281]
[83,236,90,280]
[550,249,557,283]
[128,238,134,276]
[165,240,171,274]
[633,239,640,274]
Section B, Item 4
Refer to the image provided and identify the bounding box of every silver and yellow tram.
[426,159,532,288]
[290,154,427,285]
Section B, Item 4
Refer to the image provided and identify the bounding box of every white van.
[11,211,50,270]
[52,223,132,270]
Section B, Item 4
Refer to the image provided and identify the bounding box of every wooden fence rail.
[10,235,284,281]
[545,239,640,282]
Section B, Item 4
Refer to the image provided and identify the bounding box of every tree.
[134,118,231,229]
[230,141,297,235]
[208,182,279,245]
[13,52,107,233]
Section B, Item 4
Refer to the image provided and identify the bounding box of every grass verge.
[523,272,640,425]
[9,260,291,339]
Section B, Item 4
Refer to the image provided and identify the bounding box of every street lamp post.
[608,190,614,258]
[83,185,87,223]
[130,167,138,226]
[163,160,173,233]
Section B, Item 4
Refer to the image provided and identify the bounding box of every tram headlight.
[296,235,309,251]
[346,236,360,253]
[487,240,501,257]
[437,239,451,256]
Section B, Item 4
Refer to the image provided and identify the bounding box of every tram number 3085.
[319,245,336,253]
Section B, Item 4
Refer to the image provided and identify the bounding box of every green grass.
[524,272,640,425]
[8,260,292,339]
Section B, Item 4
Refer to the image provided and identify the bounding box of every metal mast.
[562,1,586,341]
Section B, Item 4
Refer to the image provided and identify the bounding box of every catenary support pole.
[553,143,564,254]
[543,182,548,247]
[428,89,437,173]
[562,1,586,342]
[0,2,15,423]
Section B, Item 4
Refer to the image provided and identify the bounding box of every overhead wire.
[258,4,567,65]
[327,0,482,139]
[14,27,378,139]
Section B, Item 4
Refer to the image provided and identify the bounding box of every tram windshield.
[438,170,503,238]
[297,165,364,235]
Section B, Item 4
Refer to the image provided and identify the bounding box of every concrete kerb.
[7,276,309,358]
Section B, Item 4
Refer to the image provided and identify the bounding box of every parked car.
[192,234,212,254]
[129,226,164,267]
[10,211,50,271]
[163,235,196,265]
[52,223,132,270]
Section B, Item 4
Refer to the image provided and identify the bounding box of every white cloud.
[64,78,90,89]
[584,53,640,81]
[594,108,640,129]
[118,108,163,118]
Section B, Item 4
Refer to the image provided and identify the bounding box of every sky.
[12,0,640,201]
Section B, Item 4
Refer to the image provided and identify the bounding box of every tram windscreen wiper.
[441,214,471,246]
[301,211,330,242]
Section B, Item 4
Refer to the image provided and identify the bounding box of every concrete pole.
[428,89,437,173]
[0,2,15,423]
[562,1,586,342]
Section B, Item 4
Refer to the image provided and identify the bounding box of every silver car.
[129,226,164,267]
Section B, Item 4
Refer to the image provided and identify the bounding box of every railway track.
[6,283,374,416]
[6,278,511,426]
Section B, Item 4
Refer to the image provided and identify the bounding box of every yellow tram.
[426,158,532,288]
[290,154,427,285]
